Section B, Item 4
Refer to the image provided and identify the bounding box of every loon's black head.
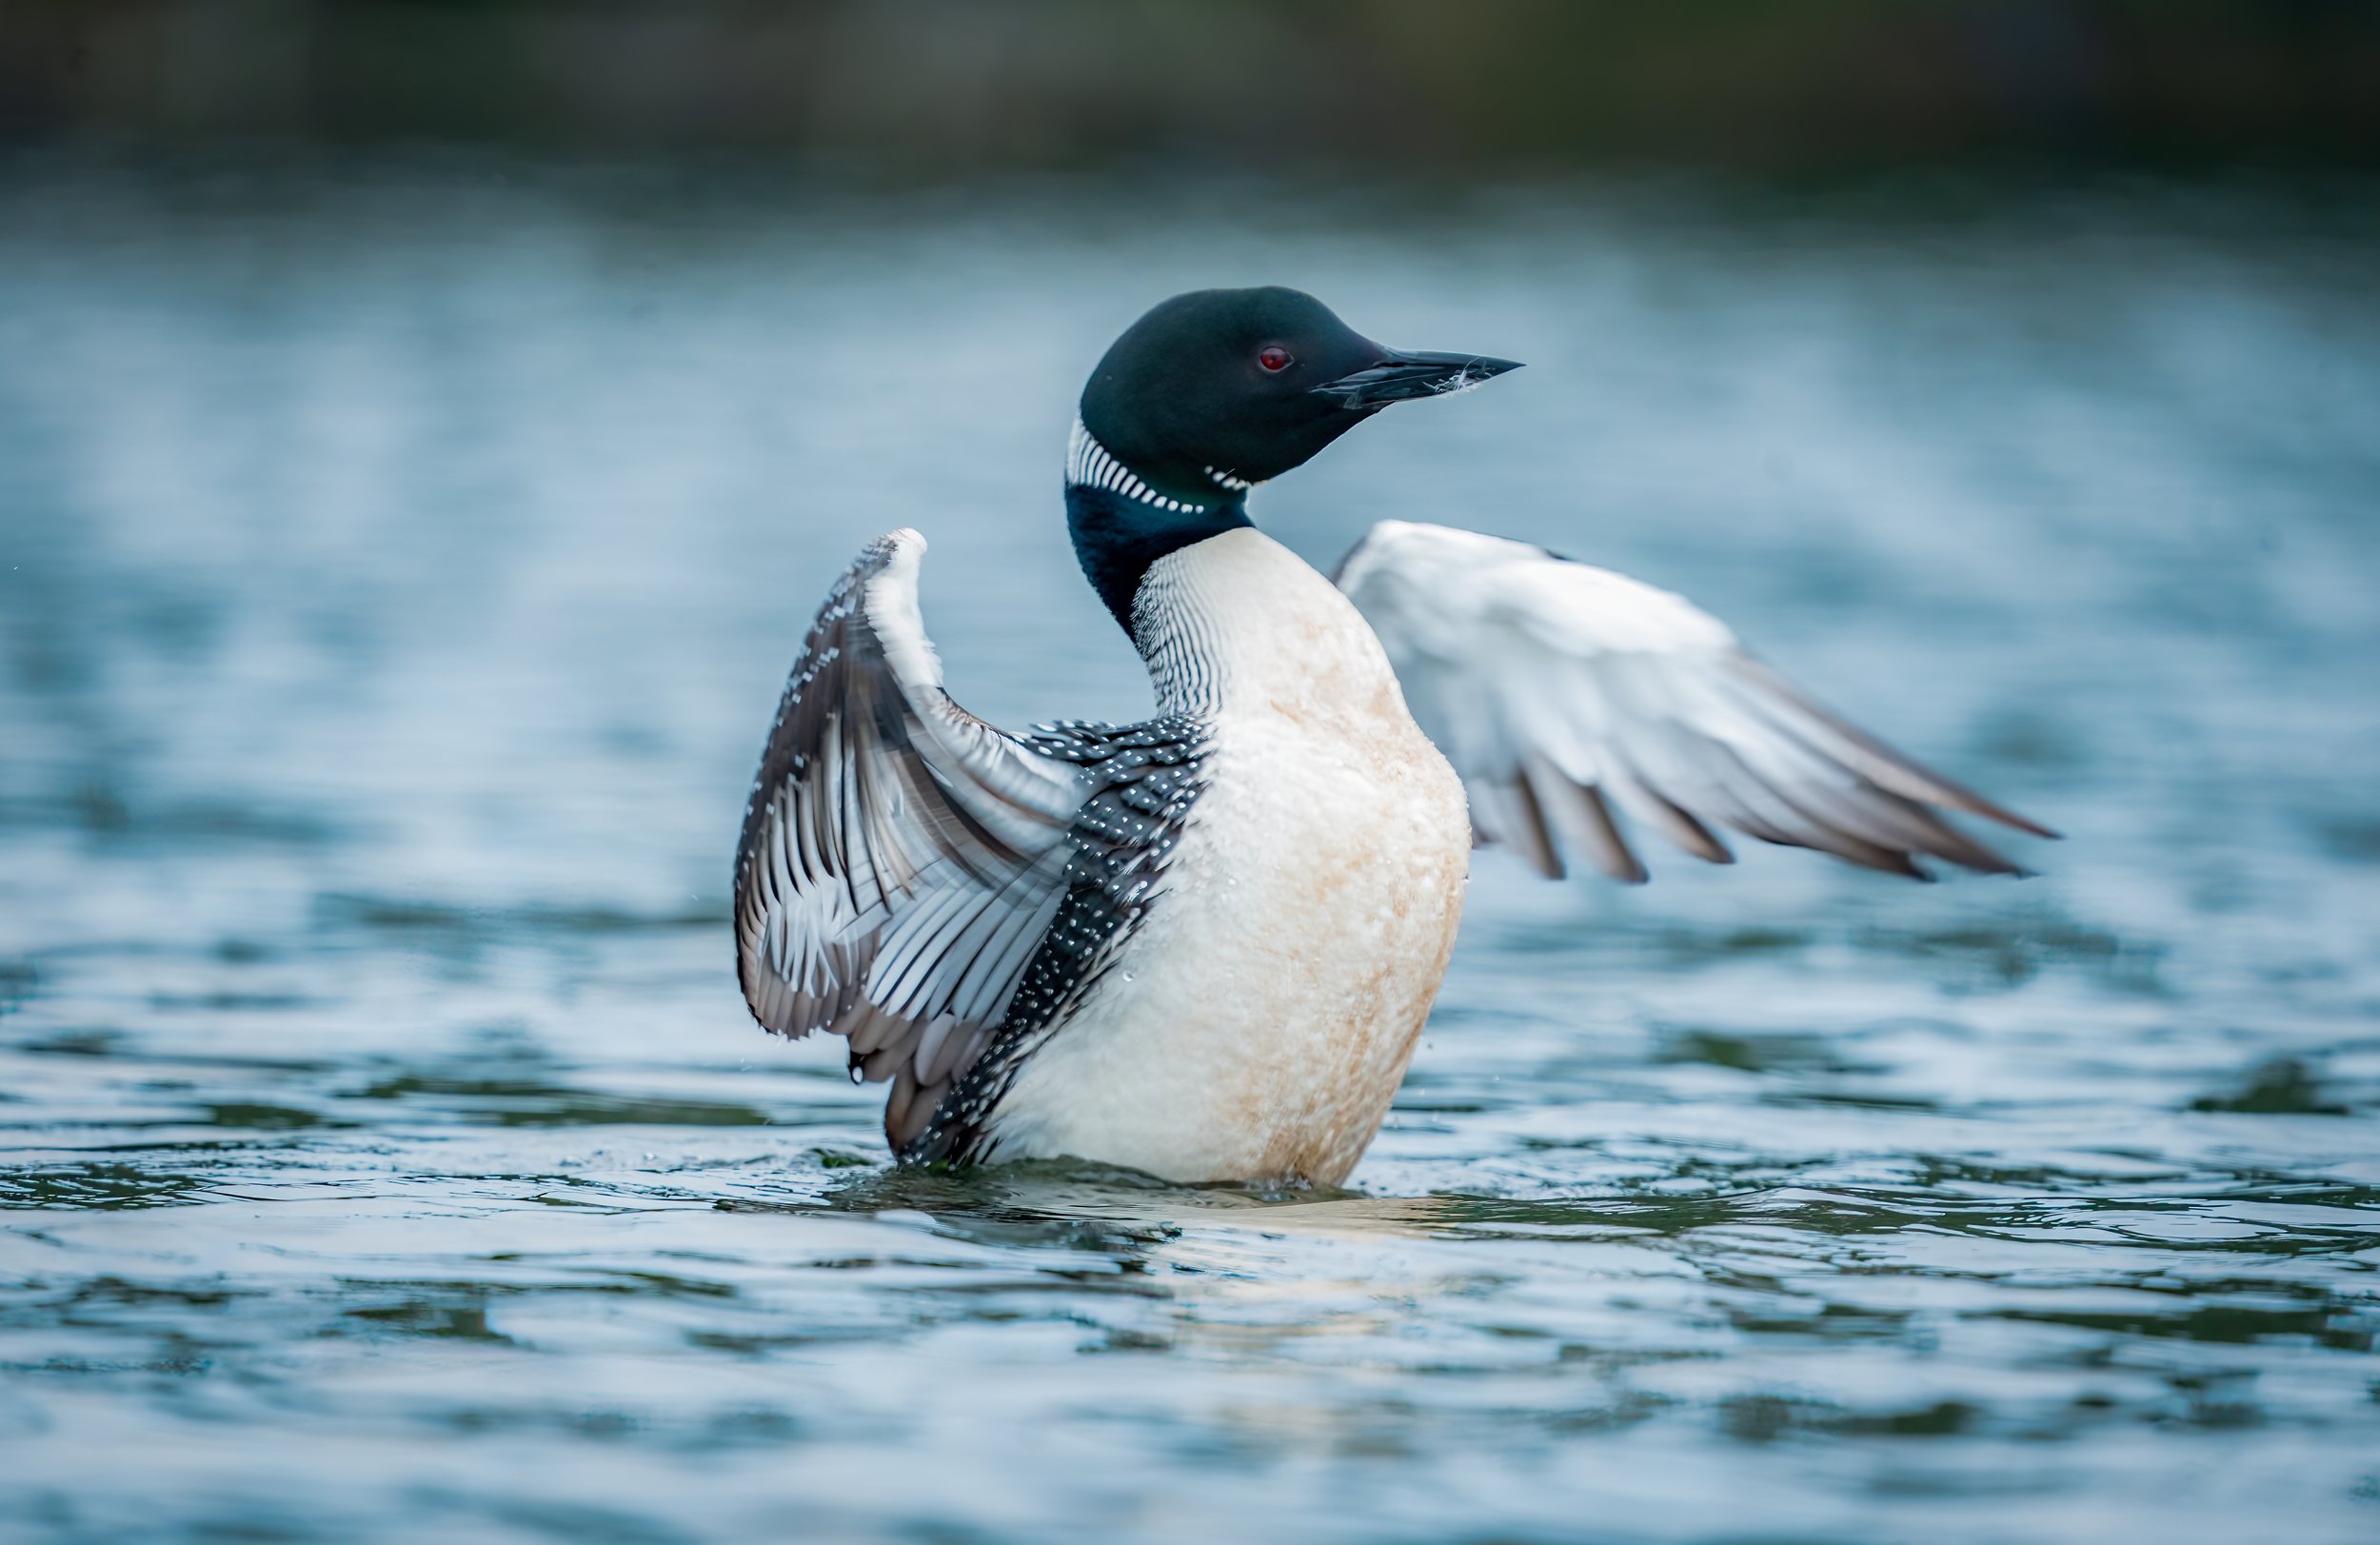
[1081,287,1521,497]
[1068,286,1520,632]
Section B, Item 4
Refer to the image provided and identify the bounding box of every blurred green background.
[6,0,2377,171]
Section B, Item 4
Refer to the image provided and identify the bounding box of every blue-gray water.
[3,158,2377,1544]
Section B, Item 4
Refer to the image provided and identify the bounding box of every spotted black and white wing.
[734,529,1091,1146]
[902,713,1210,1167]
[1335,520,2053,882]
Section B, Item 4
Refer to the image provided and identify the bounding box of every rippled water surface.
[3,157,2378,1544]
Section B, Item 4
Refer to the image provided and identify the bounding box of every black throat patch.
[1063,422,1249,634]
[1065,487,1251,634]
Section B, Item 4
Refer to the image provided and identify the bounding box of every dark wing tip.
[1730,655,2060,844]
[1949,793,2059,842]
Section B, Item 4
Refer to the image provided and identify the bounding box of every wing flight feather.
[1335,520,2053,883]
[733,530,1086,1145]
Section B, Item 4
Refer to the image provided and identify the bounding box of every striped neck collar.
[1065,419,1254,512]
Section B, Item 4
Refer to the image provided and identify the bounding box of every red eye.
[1258,346,1293,373]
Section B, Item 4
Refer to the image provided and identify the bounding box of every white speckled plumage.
[983,528,1471,1185]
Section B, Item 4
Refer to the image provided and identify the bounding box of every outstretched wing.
[734,529,1090,1145]
[1335,520,2054,883]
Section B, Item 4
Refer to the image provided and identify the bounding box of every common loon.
[733,287,2052,1186]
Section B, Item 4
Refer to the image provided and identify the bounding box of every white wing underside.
[1335,520,2053,882]
[733,530,1088,1145]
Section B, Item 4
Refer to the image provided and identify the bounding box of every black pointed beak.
[1311,347,1524,408]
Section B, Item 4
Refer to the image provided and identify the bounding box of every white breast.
[988,529,1472,1186]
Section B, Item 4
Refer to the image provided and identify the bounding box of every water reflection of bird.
[732,287,2053,1186]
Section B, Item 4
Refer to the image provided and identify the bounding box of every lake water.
[2,154,2377,1544]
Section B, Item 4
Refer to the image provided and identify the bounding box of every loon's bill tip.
[1312,348,1525,407]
